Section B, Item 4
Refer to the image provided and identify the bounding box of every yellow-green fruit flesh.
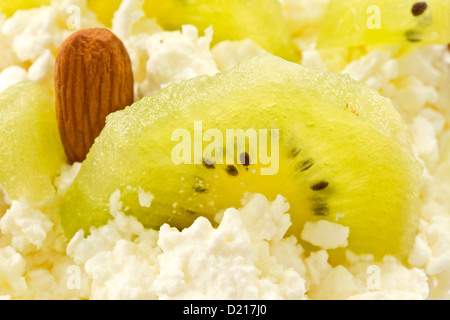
[87,0,122,27]
[318,0,450,48]
[61,54,421,261]
[0,0,50,16]
[0,82,67,203]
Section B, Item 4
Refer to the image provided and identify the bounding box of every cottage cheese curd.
[0,0,449,300]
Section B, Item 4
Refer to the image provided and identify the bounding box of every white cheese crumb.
[109,190,123,215]
[409,116,439,170]
[301,220,349,250]
[54,162,82,197]
[135,24,218,97]
[138,187,154,208]
[238,193,291,242]
[0,65,28,93]
[111,0,146,40]
[154,194,306,299]
[212,39,265,71]
[408,233,432,268]
[27,49,54,82]
[0,200,53,254]
[0,246,27,297]
[342,50,397,91]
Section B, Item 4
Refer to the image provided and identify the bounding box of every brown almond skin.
[55,28,134,163]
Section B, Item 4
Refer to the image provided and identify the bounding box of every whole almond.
[55,28,134,163]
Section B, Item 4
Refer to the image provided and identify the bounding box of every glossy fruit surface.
[317,0,450,48]
[0,82,66,203]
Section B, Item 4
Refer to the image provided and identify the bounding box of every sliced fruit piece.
[0,0,50,17]
[0,82,67,203]
[61,54,421,261]
[317,0,450,48]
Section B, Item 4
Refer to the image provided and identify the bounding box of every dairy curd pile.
[0,0,449,300]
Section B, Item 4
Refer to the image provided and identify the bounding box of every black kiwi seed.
[312,200,329,216]
[239,152,250,167]
[411,2,428,16]
[289,148,301,158]
[193,186,208,193]
[186,210,197,215]
[405,30,422,42]
[226,165,239,176]
[311,180,329,191]
[298,159,314,172]
[193,176,209,193]
[203,158,215,169]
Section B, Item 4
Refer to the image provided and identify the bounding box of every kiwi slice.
[317,0,450,48]
[60,54,421,261]
[0,82,66,203]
